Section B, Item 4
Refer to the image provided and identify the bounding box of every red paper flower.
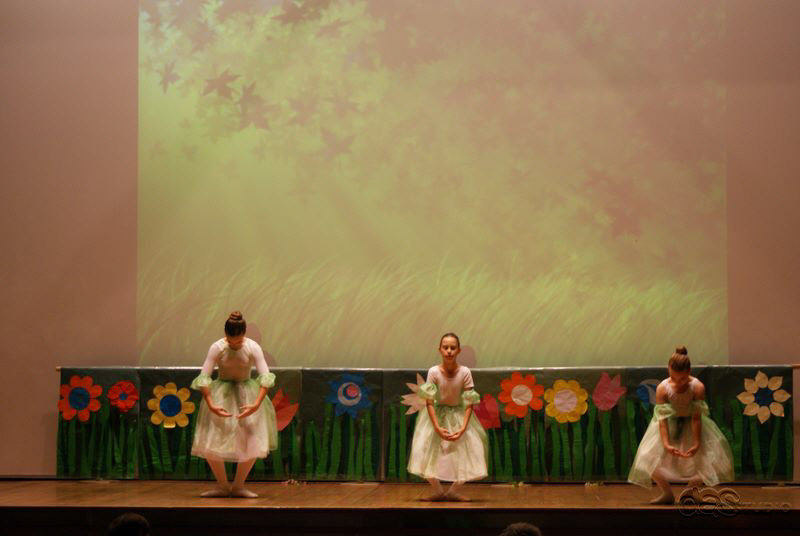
[473,393,501,429]
[108,380,139,413]
[592,372,627,411]
[271,388,299,431]
[498,371,545,418]
[58,375,103,422]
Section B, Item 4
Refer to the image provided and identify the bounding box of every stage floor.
[1,480,799,535]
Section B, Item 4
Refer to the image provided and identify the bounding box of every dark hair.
[439,332,460,348]
[499,522,543,536]
[108,512,150,536]
[668,345,691,371]
[224,311,247,337]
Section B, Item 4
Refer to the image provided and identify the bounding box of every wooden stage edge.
[1,480,799,535]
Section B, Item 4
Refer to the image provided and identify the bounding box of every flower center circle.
[159,394,182,417]
[511,384,533,406]
[337,382,362,407]
[69,387,90,410]
[554,389,577,413]
[754,387,774,407]
[119,392,128,401]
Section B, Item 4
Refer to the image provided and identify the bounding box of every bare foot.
[445,491,471,502]
[650,492,675,505]
[200,486,230,498]
[421,493,446,502]
[231,487,258,498]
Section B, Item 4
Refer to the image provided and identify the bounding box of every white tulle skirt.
[628,409,734,487]
[407,404,488,482]
[191,379,278,462]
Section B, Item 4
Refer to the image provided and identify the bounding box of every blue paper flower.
[326,374,372,418]
[636,379,660,408]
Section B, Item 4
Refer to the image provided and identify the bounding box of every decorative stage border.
[56,366,793,483]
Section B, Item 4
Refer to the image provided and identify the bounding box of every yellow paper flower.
[544,379,589,423]
[736,371,791,424]
[147,382,195,428]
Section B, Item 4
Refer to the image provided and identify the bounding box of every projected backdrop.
[138,0,727,367]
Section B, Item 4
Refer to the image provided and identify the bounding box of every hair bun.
[675,345,688,355]
[229,311,244,322]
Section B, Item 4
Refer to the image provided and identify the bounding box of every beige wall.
[0,0,797,475]
[0,1,137,475]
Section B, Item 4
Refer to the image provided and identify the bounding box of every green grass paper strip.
[364,410,374,479]
[571,420,583,481]
[329,414,342,477]
[387,405,397,478]
[399,411,408,481]
[316,404,333,478]
[550,418,560,479]
[583,402,596,480]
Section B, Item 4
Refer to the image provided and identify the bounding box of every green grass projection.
[139,1,727,367]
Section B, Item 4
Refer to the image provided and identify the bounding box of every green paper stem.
[387,405,397,478]
[618,406,629,477]
[126,420,137,478]
[502,426,513,480]
[329,414,342,477]
[786,406,793,480]
[315,404,333,478]
[139,428,151,479]
[146,425,162,477]
[56,417,65,477]
[272,431,284,478]
[364,409,374,479]
[87,412,97,476]
[354,416,364,480]
[304,421,315,477]
[537,412,546,478]
[490,429,501,480]
[531,414,541,479]
[518,416,528,479]
[79,420,90,477]
[600,410,615,479]
[253,457,266,479]
[559,422,572,479]
[174,425,187,478]
[749,416,763,479]
[730,399,743,476]
[346,415,356,479]
[550,418,560,479]
[583,402,596,480]
[767,417,780,479]
[399,410,408,481]
[290,421,300,476]
[626,399,638,476]
[105,423,114,477]
[571,420,583,481]
[158,426,172,474]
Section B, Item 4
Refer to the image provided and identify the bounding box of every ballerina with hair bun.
[628,346,734,504]
[191,311,278,498]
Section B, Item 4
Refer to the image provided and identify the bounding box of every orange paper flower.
[498,371,544,418]
[58,375,103,422]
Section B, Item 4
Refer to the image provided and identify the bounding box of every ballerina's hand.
[209,404,232,418]
[681,444,699,457]
[665,445,681,457]
[436,427,451,441]
[447,429,465,441]
[237,403,261,419]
